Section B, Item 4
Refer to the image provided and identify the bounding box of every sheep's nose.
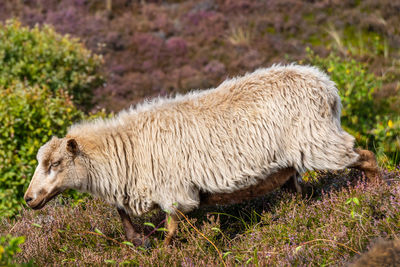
[25,196,33,204]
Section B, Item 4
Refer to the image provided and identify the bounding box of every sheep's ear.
[66,139,79,155]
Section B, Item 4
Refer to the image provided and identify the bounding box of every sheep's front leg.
[164,213,179,246]
[117,208,144,246]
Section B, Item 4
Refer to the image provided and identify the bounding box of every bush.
[372,116,400,166]
[305,48,381,135]
[0,84,84,217]
[0,235,30,266]
[305,48,400,165]
[0,19,104,108]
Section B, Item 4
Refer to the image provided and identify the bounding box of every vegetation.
[0,1,399,266]
[0,20,107,218]
[0,20,104,108]
[0,170,399,265]
[306,49,400,165]
[1,0,398,112]
[0,235,30,266]
[0,85,84,218]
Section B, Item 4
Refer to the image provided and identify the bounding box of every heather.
[0,0,399,112]
[1,170,399,265]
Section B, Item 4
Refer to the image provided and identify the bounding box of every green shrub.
[0,84,84,217]
[0,19,104,108]
[372,116,400,166]
[0,235,30,266]
[306,48,381,135]
[305,48,399,165]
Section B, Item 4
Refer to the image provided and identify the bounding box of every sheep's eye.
[51,161,61,168]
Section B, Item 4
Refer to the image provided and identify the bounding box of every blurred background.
[0,1,399,265]
[1,0,399,111]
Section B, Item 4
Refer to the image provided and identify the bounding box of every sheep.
[24,64,379,246]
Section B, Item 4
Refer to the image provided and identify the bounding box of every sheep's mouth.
[31,198,46,210]
[30,189,62,210]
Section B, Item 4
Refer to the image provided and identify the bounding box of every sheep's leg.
[281,173,302,194]
[117,208,144,246]
[200,168,296,206]
[349,148,379,180]
[164,213,179,246]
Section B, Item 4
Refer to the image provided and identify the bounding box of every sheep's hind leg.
[349,148,379,181]
[117,208,145,246]
[199,167,297,206]
[164,213,179,246]
[281,173,302,194]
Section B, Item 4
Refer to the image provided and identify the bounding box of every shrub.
[305,48,381,135]
[0,19,104,108]
[0,84,84,217]
[0,235,30,266]
[372,116,400,166]
[305,48,400,165]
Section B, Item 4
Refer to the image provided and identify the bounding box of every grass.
[324,24,391,60]
[226,25,253,46]
[1,168,399,266]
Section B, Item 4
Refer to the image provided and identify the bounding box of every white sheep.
[24,64,378,245]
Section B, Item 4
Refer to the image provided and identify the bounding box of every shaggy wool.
[31,65,359,217]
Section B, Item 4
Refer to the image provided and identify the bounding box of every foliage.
[305,48,400,165]
[306,48,380,136]
[0,84,84,217]
[0,235,30,266]
[0,19,104,108]
[372,116,400,166]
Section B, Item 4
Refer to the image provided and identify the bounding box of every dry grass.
[226,26,253,46]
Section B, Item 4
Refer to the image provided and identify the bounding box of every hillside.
[0,1,399,266]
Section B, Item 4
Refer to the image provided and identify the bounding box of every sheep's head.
[24,136,87,209]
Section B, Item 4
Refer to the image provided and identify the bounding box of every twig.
[8,222,19,234]
[175,209,227,267]
[177,214,206,255]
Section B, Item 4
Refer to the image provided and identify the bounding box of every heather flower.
[166,37,188,56]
